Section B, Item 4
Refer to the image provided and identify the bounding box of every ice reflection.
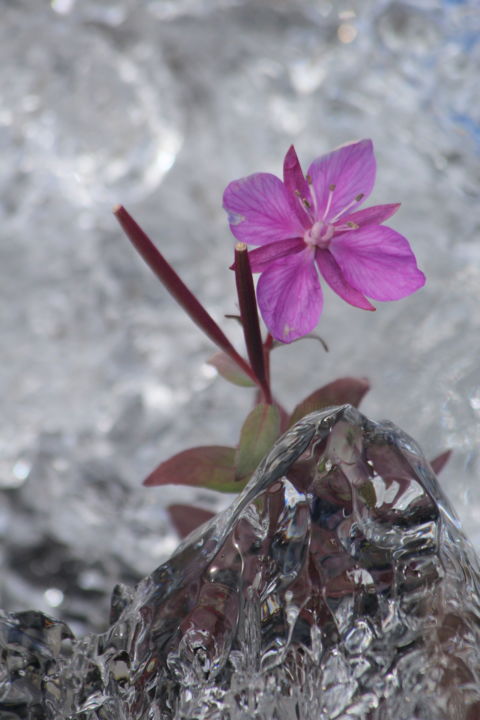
[2,408,480,718]
[0,7,182,207]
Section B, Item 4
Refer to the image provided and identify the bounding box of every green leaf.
[288,377,370,428]
[358,480,377,509]
[207,351,256,387]
[144,446,243,493]
[235,403,281,481]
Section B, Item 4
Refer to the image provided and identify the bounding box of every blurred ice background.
[0,0,478,635]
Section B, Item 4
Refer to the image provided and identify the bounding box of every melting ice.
[2,407,480,719]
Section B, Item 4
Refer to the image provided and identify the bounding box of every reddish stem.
[114,205,257,385]
[263,333,274,389]
[234,243,272,404]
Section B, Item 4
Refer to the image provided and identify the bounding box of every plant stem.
[263,333,274,389]
[114,205,257,385]
[234,243,272,404]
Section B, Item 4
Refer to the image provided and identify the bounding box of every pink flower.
[223,140,425,343]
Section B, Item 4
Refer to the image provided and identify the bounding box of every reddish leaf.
[167,504,215,539]
[207,351,256,387]
[144,446,243,493]
[235,403,281,481]
[430,449,452,475]
[288,377,370,427]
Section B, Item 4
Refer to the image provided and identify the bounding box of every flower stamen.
[294,189,313,218]
[322,183,336,221]
[335,220,360,232]
[306,174,320,217]
[329,193,364,223]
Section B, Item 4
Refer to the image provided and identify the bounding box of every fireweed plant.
[115,140,445,539]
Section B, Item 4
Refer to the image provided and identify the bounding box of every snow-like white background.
[0,0,478,633]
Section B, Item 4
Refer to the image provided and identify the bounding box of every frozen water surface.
[0,0,479,716]
[2,407,480,718]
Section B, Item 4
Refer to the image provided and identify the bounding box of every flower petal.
[307,139,376,223]
[283,146,311,227]
[223,173,304,246]
[246,238,305,272]
[330,225,426,301]
[315,249,375,310]
[257,248,322,342]
[337,203,401,230]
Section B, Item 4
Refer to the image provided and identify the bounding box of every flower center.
[296,180,365,248]
[304,220,334,249]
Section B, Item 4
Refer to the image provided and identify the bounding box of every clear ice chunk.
[1,406,480,719]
